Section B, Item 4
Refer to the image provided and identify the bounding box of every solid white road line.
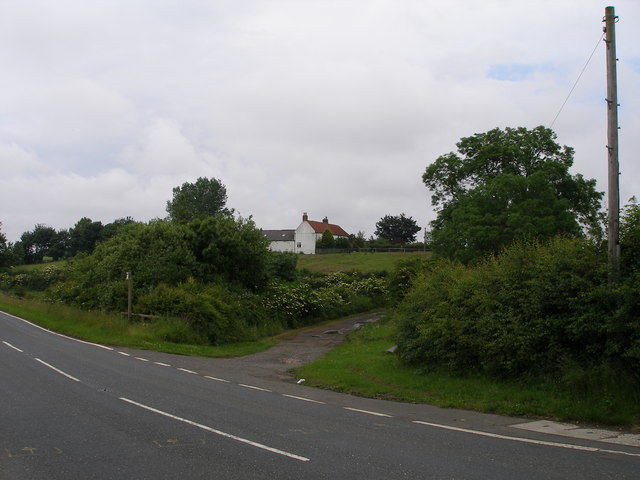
[239,384,272,392]
[413,420,640,458]
[204,375,230,383]
[344,407,392,418]
[119,397,310,462]
[34,358,80,382]
[0,310,113,350]
[2,340,23,352]
[282,394,326,405]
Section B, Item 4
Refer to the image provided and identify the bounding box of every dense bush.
[266,251,298,282]
[135,279,261,345]
[47,221,197,310]
[187,214,270,290]
[263,272,388,328]
[396,237,640,381]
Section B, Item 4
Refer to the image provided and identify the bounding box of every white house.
[263,213,350,254]
[262,229,295,252]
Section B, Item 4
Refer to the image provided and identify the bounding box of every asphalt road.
[2,310,639,479]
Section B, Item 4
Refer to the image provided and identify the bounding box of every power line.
[550,32,604,128]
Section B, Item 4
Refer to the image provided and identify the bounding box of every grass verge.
[0,292,275,357]
[296,317,640,428]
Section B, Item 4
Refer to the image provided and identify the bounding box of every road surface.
[2,310,639,479]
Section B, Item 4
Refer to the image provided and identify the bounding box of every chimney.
[323,216,329,224]
[302,212,308,222]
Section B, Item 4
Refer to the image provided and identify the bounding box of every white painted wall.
[295,222,317,254]
[268,240,295,252]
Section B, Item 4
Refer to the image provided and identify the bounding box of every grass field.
[296,251,430,274]
[296,318,640,427]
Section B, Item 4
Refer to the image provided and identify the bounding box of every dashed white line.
[204,376,230,383]
[177,368,198,375]
[119,397,310,462]
[34,358,80,382]
[2,340,23,352]
[134,357,149,362]
[282,394,326,405]
[154,362,171,367]
[413,421,640,458]
[344,407,392,418]
[239,384,272,392]
[118,351,131,356]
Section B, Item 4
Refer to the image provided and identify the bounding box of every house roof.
[306,220,349,237]
[262,229,295,242]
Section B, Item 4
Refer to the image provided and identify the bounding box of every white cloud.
[1,0,639,244]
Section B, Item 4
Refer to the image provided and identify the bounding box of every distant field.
[10,260,66,272]
[296,251,430,274]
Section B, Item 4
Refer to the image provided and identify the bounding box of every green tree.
[20,224,63,263]
[57,220,197,310]
[68,217,104,257]
[374,213,421,244]
[620,197,640,275]
[318,229,335,249]
[0,222,17,268]
[166,177,228,223]
[99,217,137,242]
[187,214,270,290]
[423,126,602,263]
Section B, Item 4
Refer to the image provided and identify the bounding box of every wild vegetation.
[2,127,639,425]
[0,178,388,347]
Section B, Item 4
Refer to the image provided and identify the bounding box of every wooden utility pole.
[604,6,620,271]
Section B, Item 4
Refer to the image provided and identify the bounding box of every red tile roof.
[306,220,349,237]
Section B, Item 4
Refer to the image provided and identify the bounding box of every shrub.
[135,279,255,345]
[396,237,640,380]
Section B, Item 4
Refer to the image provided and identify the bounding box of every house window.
[297,242,301,248]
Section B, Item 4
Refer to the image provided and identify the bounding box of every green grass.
[0,292,275,357]
[10,260,67,272]
[297,251,430,274]
[296,318,640,427]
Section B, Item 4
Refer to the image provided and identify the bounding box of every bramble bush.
[135,279,259,345]
[262,272,388,328]
[396,237,640,383]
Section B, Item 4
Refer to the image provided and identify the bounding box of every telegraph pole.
[604,6,620,272]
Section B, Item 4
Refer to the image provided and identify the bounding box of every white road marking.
[2,340,23,352]
[0,311,113,350]
[413,421,640,458]
[177,368,198,375]
[239,384,272,392]
[134,357,149,362]
[344,407,392,418]
[154,362,171,367]
[204,376,230,383]
[119,397,310,462]
[34,358,80,382]
[282,394,326,405]
[118,351,131,356]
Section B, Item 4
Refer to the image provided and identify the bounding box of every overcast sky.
[2,1,639,242]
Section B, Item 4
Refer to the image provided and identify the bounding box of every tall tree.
[0,222,16,268]
[166,177,228,223]
[68,217,104,257]
[423,126,603,263]
[20,224,62,263]
[375,213,421,244]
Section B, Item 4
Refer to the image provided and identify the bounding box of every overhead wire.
[550,32,605,128]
